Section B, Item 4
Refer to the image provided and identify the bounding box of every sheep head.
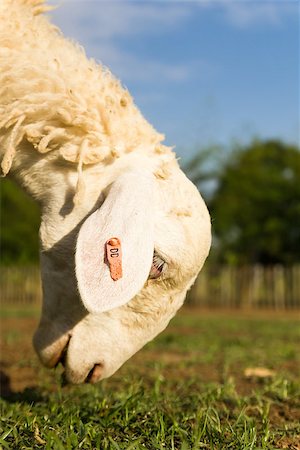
[0,0,211,384]
[29,158,211,384]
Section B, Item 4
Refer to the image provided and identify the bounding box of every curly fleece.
[0,0,175,193]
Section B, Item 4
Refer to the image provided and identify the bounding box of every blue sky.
[49,0,299,161]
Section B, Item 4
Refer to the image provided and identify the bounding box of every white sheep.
[0,0,211,384]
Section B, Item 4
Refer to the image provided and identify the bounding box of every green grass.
[1,307,299,449]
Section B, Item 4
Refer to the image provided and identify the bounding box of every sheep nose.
[85,363,104,384]
[61,363,104,385]
[47,334,71,368]
[54,336,70,368]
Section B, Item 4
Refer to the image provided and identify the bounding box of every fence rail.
[1,265,300,309]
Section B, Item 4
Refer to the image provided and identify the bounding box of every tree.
[0,179,40,264]
[208,140,300,265]
[181,144,222,201]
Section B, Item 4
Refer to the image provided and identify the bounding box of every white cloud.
[50,1,298,41]
[81,40,196,84]
[48,0,297,86]
[191,0,298,29]
[50,1,191,40]
[49,1,195,83]
[221,1,298,28]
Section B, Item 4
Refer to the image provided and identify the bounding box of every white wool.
[0,0,174,183]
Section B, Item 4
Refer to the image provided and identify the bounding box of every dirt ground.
[1,308,299,395]
[0,316,39,395]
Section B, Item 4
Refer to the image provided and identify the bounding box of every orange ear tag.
[105,237,123,281]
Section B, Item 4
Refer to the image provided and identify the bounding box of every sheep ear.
[75,170,155,314]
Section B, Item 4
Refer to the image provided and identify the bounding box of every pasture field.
[0,306,299,450]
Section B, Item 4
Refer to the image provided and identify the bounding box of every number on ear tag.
[105,237,123,281]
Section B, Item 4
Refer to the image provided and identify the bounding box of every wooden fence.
[0,266,42,305]
[188,265,300,309]
[1,265,300,309]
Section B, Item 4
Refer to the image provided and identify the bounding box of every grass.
[0,306,299,449]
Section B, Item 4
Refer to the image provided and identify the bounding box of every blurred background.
[1,0,299,309]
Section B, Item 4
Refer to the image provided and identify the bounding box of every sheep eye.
[149,251,166,279]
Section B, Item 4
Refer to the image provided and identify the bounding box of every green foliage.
[207,140,300,265]
[181,144,222,197]
[0,179,40,264]
[3,382,296,450]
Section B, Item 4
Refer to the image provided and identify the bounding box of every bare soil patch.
[0,316,39,394]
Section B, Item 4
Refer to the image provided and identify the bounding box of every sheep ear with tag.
[75,170,155,314]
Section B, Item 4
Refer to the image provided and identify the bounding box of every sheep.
[0,0,211,384]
